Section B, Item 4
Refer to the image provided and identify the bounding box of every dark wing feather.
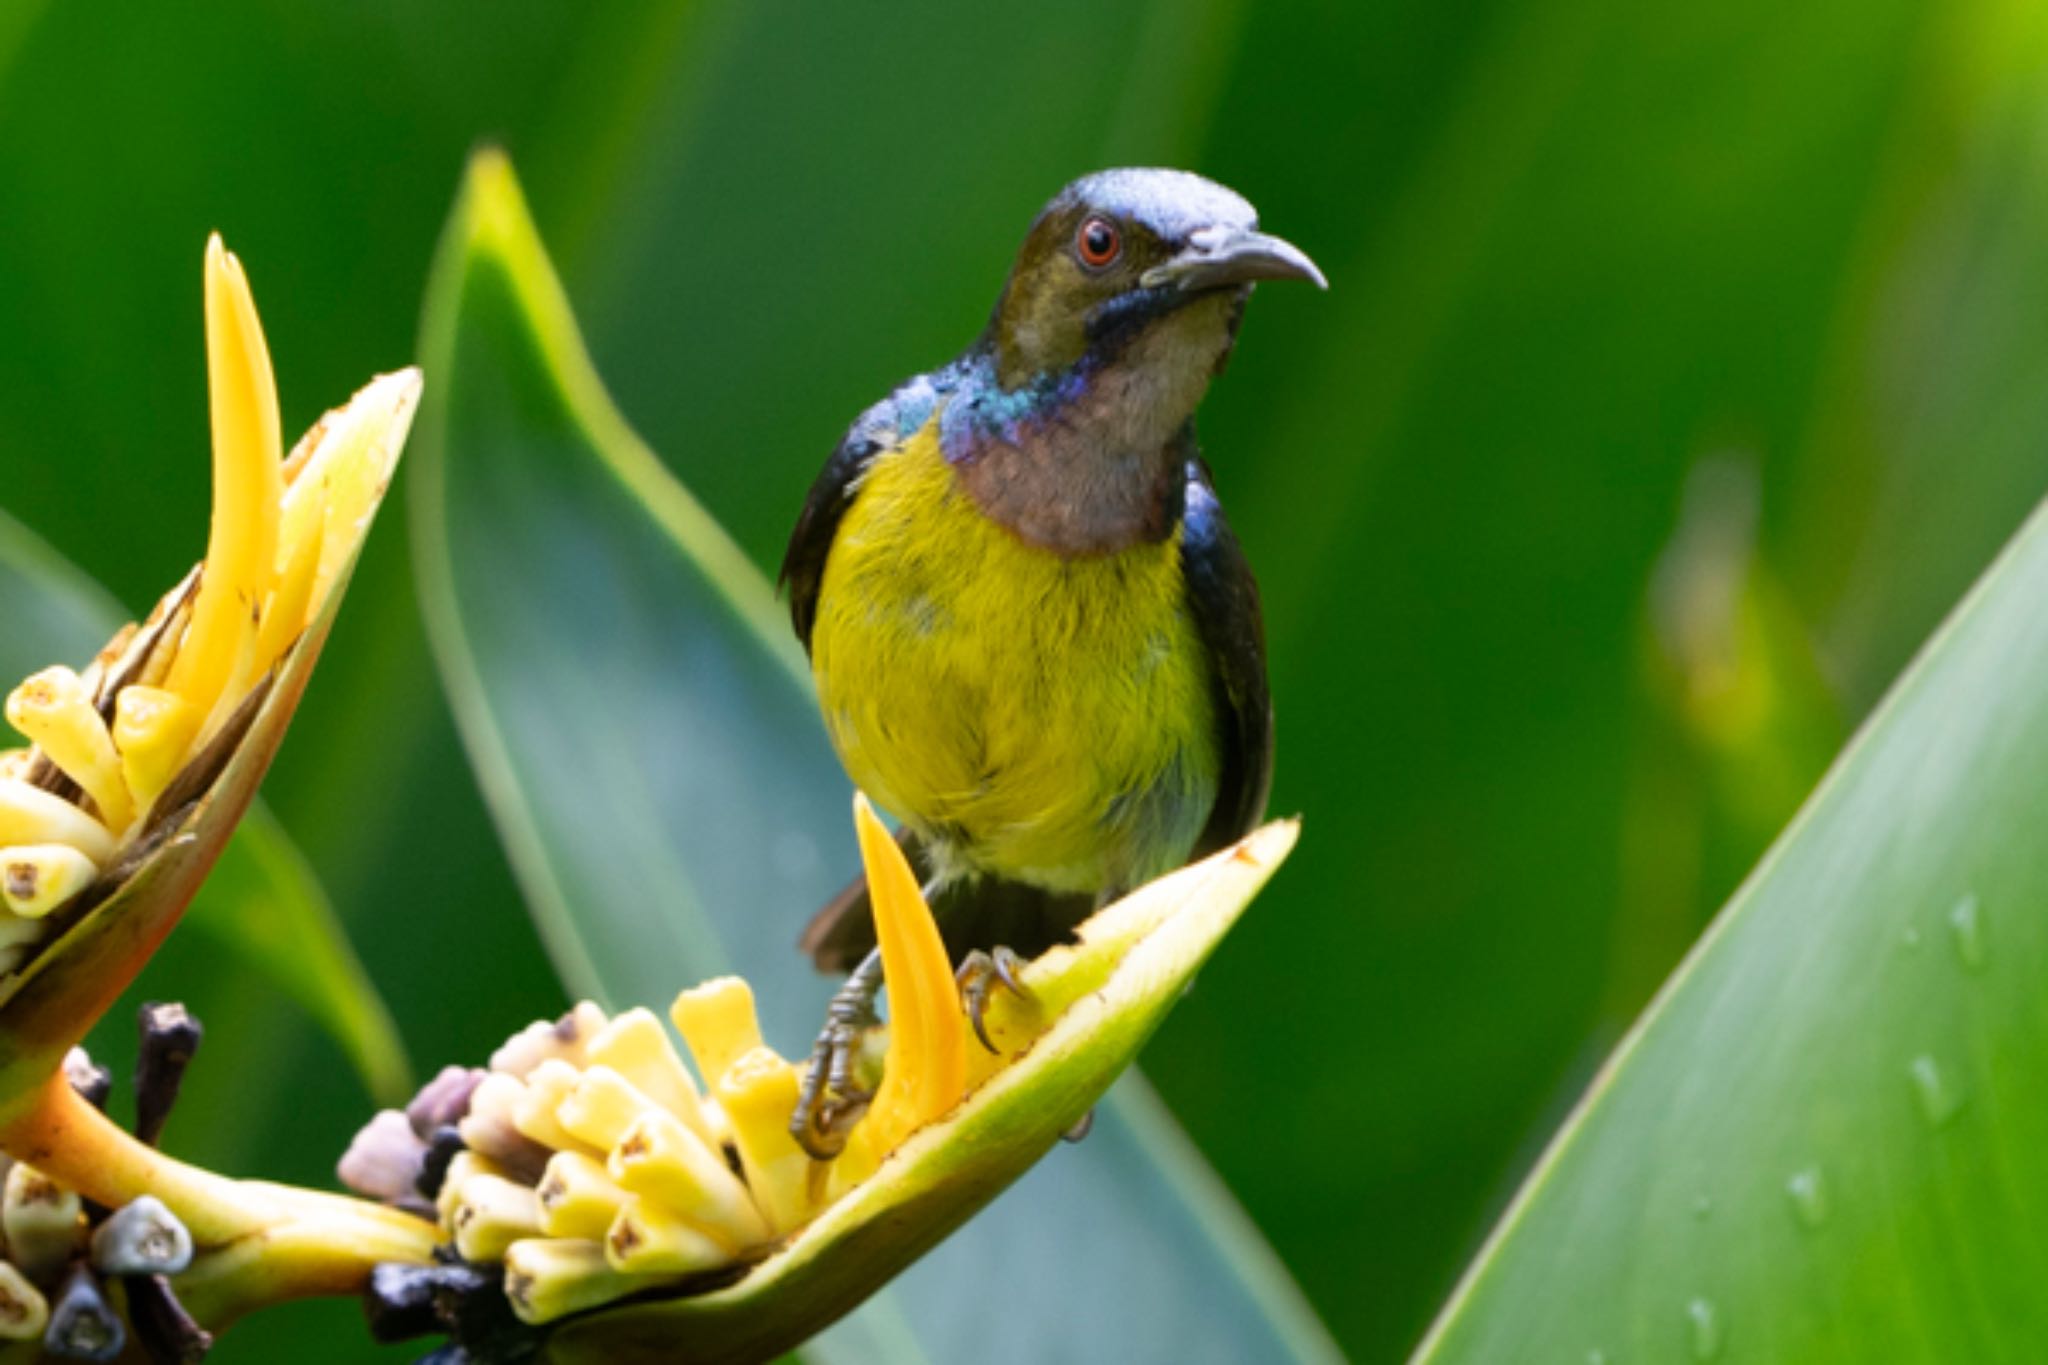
[1181,457,1274,853]
[779,395,909,651]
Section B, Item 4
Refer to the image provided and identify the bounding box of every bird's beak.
[1140,224,1329,292]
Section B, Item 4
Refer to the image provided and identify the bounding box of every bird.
[779,167,1324,1153]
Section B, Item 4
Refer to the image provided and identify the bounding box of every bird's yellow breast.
[810,417,1217,893]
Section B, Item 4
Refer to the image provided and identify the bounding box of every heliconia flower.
[0,240,436,1334]
[0,235,421,1112]
[356,794,1297,1360]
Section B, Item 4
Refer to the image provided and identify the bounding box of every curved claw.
[791,949,886,1160]
[957,946,1033,1054]
[791,1025,872,1160]
[791,1037,846,1160]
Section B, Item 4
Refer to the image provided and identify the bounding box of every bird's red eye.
[1076,216,1121,268]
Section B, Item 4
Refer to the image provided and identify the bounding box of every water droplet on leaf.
[1946,894,1985,973]
[1687,1297,1723,1361]
[1909,1055,1965,1128]
[1785,1166,1828,1229]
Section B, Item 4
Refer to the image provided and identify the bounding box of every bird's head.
[987,168,1326,393]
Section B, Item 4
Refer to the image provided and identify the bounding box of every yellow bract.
[111,686,203,814]
[668,977,764,1089]
[821,795,968,1195]
[0,234,421,967]
[0,846,97,920]
[166,235,284,739]
[4,668,132,832]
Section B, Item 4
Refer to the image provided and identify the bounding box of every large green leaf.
[411,149,1338,1363]
[1415,493,2048,1356]
[0,506,411,1106]
[189,802,414,1107]
[0,506,120,677]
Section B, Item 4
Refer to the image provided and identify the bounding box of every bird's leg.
[956,945,1033,1053]
[791,871,952,1160]
[791,946,885,1160]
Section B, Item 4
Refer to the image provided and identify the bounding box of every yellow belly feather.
[811,418,1217,893]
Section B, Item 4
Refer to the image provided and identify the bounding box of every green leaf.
[0,507,126,681]
[1416,494,2048,1357]
[411,149,1338,1363]
[0,506,412,1106]
[186,803,413,1107]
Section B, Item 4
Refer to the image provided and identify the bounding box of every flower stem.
[0,1073,437,1326]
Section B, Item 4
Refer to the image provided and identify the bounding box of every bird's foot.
[957,946,1033,1053]
[791,948,885,1160]
[790,942,1035,1155]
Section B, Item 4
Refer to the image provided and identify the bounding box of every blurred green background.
[2,0,2045,1359]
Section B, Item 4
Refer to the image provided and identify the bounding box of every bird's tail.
[799,830,1095,974]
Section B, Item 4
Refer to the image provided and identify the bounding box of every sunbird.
[781,168,1325,1152]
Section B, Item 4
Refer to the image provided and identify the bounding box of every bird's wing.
[779,431,883,653]
[779,394,907,651]
[1181,456,1275,853]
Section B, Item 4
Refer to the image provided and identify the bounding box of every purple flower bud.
[337,1109,429,1205]
[406,1065,485,1138]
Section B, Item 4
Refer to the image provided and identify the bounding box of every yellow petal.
[536,1152,630,1241]
[670,978,765,1092]
[854,793,965,1153]
[606,1197,731,1275]
[0,845,99,919]
[436,1151,511,1227]
[555,1065,664,1153]
[512,1059,604,1159]
[607,1108,768,1252]
[110,687,203,819]
[715,1047,816,1235]
[505,1238,663,1326]
[0,778,113,865]
[583,1008,717,1149]
[451,1173,543,1263]
[167,236,283,737]
[4,668,132,832]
